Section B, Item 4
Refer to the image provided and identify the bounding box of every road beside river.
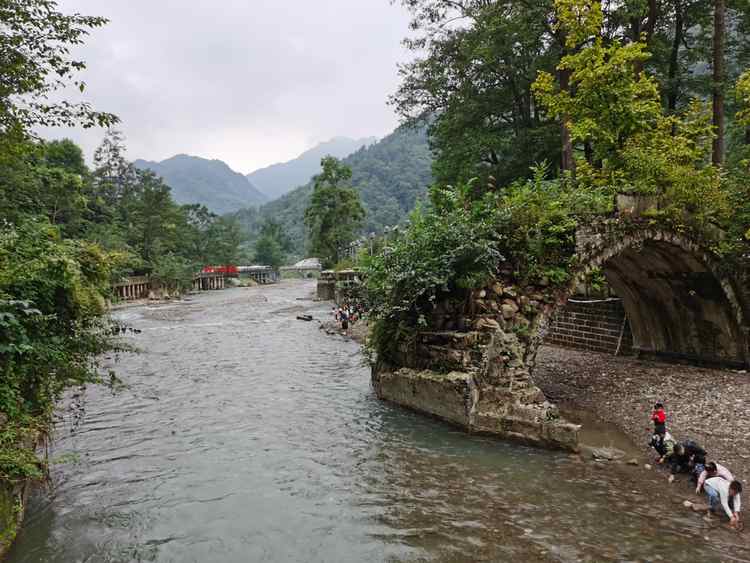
[7,281,749,562]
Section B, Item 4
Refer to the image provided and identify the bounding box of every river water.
[7,281,750,562]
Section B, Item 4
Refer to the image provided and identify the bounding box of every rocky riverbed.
[535,345,750,484]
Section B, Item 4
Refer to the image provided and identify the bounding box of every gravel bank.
[534,345,750,482]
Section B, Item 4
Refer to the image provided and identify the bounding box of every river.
[7,281,750,562]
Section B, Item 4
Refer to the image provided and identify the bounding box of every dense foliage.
[0,1,244,482]
[393,0,750,186]
[364,166,609,363]
[304,157,365,268]
[253,221,293,269]
[366,0,750,364]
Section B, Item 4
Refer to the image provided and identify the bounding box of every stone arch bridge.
[373,219,750,451]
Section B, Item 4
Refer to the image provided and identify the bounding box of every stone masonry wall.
[546,298,633,355]
[374,278,582,451]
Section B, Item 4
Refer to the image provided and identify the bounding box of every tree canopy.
[304,157,365,268]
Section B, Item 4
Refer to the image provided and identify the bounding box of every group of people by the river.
[332,303,365,333]
[649,402,743,529]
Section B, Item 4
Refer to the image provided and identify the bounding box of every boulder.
[501,303,518,320]
[476,318,500,331]
[591,447,626,461]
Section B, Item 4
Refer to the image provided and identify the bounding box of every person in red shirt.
[649,402,667,457]
[651,402,666,435]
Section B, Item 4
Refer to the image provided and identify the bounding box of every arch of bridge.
[527,227,750,372]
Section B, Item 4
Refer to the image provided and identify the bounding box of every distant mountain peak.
[246,136,378,202]
[134,155,266,215]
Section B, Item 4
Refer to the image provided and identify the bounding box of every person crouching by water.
[704,478,743,529]
[651,431,675,459]
[658,439,706,481]
[697,462,734,495]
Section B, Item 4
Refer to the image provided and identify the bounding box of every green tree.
[180,204,218,265]
[0,0,117,134]
[532,0,728,228]
[207,216,244,265]
[124,170,181,266]
[304,157,365,268]
[91,129,139,212]
[0,220,120,478]
[253,220,291,268]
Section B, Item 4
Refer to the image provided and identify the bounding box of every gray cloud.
[46,0,413,173]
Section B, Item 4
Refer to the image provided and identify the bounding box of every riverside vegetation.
[2,0,750,556]
[0,1,248,548]
[363,0,750,367]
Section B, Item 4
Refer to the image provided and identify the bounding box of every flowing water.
[7,281,750,562]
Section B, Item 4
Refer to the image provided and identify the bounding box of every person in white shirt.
[696,462,734,494]
[704,477,742,529]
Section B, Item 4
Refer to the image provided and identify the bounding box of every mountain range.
[232,124,433,258]
[135,136,377,215]
[246,136,377,201]
[134,154,267,215]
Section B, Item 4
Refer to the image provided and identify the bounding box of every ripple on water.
[7,283,750,563]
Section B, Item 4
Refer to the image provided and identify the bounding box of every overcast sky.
[48,0,414,174]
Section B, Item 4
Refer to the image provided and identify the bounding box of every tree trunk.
[584,141,593,165]
[712,0,725,166]
[644,0,658,42]
[558,66,575,175]
[667,1,684,113]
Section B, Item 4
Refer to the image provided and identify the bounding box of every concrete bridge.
[373,217,750,451]
[114,272,226,301]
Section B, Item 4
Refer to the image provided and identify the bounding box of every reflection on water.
[7,282,750,562]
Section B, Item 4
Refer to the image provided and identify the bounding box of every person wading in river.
[340,308,349,332]
[704,478,743,529]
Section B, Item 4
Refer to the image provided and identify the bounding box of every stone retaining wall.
[0,481,26,558]
[546,298,633,355]
[374,278,582,451]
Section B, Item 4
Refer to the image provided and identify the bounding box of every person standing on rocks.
[696,462,734,494]
[704,478,743,529]
[651,402,666,436]
[649,402,667,455]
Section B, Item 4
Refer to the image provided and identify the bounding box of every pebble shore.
[535,345,750,483]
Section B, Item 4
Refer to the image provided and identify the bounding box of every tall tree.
[0,0,117,135]
[124,170,180,264]
[393,0,563,184]
[92,129,139,210]
[712,0,726,165]
[254,220,292,269]
[304,157,365,268]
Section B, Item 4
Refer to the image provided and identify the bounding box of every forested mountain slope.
[247,136,377,201]
[134,154,266,215]
[233,125,432,256]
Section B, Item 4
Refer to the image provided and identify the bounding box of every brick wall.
[546,298,633,355]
